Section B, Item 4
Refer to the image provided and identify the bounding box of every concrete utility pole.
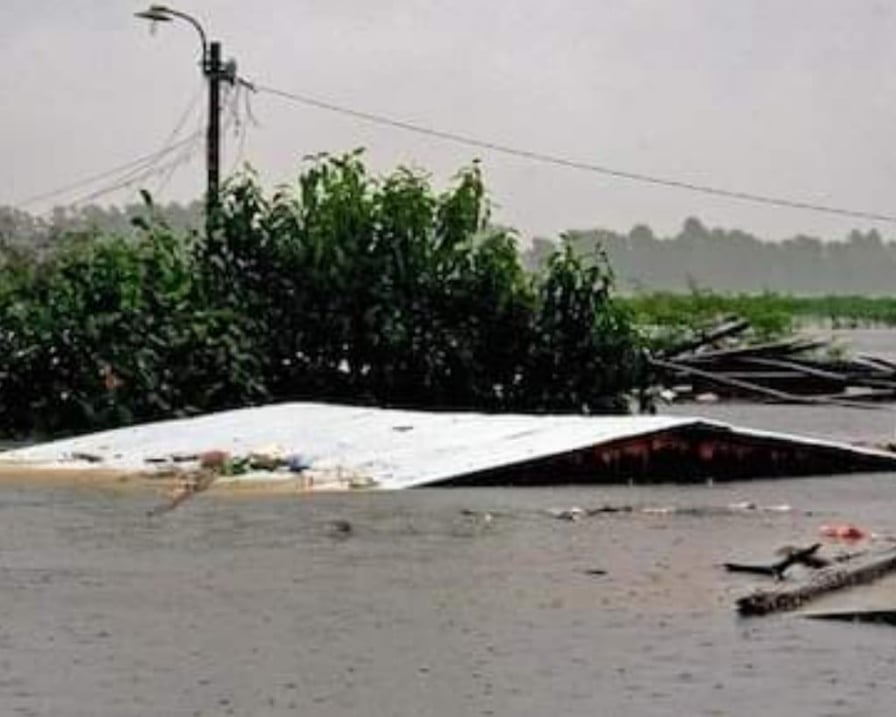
[206,40,223,213]
[135,5,235,227]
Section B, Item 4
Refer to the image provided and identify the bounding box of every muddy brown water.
[4,330,896,716]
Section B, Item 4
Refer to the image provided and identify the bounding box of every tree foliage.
[0,154,644,437]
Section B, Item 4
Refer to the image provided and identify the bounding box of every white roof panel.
[1,402,893,489]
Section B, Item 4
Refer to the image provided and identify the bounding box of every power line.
[69,109,234,208]
[14,82,206,211]
[155,85,208,196]
[70,132,205,207]
[154,135,202,197]
[14,133,201,209]
[158,79,205,158]
[227,80,258,174]
[250,81,896,225]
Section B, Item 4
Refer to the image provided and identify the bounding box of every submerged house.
[1,402,895,489]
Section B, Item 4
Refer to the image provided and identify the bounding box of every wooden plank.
[855,354,896,374]
[741,356,851,383]
[649,357,880,409]
[662,317,751,359]
[676,339,827,363]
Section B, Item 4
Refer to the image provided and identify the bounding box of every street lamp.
[135,5,208,63]
[135,5,234,225]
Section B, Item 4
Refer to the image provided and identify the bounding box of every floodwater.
[4,330,896,716]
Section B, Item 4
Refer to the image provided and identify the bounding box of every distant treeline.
[8,204,896,296]
[524,218,896,296]
[0,201,203,250]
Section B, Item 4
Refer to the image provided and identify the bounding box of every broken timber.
[724,543,825,580]
[650,357,879,409]
[652,316,896,404]
[736,548,896,617]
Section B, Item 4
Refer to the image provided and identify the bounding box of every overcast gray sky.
[3,0,896,241]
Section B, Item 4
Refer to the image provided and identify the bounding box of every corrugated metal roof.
[2,402,894,489]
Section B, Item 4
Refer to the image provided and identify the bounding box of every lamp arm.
[152,5,209,66]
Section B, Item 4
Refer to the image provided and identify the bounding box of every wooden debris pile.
[650,316,896,405]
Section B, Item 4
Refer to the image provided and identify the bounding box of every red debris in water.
[819,523,867,541]
[199,450,230,471]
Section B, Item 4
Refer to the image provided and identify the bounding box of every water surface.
[3,329,896,716]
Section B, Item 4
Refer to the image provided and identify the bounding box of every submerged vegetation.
[622,291,896,344]
[621,291,793,343]
[0,153,645,437]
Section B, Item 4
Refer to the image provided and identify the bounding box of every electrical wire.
[65,131,205,207]
[14,133,200,209]
[158,79,205,158]
[152,129,205,198]
[14,81,206,211]
[249,81,896,225]
[227,81,256,175]
[70,108,236,208]
[154,90,208,196]
[154,136,200,197]
[229,116,249,175]
[153,80,206,195]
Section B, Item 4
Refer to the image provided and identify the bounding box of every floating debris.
[819,522,868,541]
[736,547,896,617]
[286,453,312,473]
[326,519,353,538]
[650,316,896,407]
[549,507,587,521]
[70,451,103,464]
[804,610,896,627]
[460,508,495,524]
[724,543,824,581]
[773,544,830,569]
[147,469,218,517]
[347,475,378,490]
[198,450,230,471]
[249,444,285,471]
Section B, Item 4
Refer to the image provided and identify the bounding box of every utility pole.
[206,40,223,217]
[136,6,235,231]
